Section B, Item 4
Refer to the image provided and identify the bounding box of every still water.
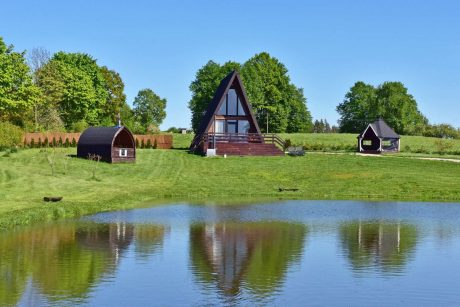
[2,200,460,306]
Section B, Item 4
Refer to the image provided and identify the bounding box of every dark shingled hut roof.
[359,119,400,139]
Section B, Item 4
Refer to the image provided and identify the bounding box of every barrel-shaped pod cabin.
[77,126,136,163]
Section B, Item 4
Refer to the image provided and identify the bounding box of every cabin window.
[227,89,238,115]
[119,148,128,157]
[215,120,225,133]
[237,98,246,115]
[238,120,250,134]
[216,88,245,116]
[227,120,237,133]
[217,98,226,115]
[363,140,372,146]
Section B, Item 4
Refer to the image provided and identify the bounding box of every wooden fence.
[23,132,172,149]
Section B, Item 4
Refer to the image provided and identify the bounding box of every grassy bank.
[1,147,460,230]
[173,133,460,156]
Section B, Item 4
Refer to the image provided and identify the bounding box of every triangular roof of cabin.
[194,71,261,137]
[359,119,400,139]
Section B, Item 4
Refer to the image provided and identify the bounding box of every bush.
[434,139,454,155]
[0,122,24,150]
[72,120,88,132]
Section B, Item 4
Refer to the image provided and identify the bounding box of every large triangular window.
[216,88,246,116]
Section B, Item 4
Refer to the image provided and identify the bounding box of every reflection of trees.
[340,221,417,272]
[0,222,165,305]
[134,224,167,260]
[190,222,307,299]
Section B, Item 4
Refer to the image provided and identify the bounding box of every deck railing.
[201,133,286,150]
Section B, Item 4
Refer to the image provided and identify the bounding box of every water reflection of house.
[190,222,307,298]
[77,222,135,264]
[340,222,417,272]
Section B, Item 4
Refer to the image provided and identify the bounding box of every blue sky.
[1,0,459,129]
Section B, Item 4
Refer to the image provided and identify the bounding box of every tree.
[133,89,167,133]
[374,82,427,135]
[337,81,427,134]
[35,52,113,128]
[0,37,40,126]
[188,60,241,132]
[35,60,98,128]
[188,53,312,133]
[336,81,377,133]
[100,66,127,124]
[52,52,108,125]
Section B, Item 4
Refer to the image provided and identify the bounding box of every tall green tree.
[35,52,111,128]
[374,82,427,135]
[100,66,127,124]
[133,89,167,133]
[188,60,241,132]
[36,60,99,128]
[336,81,377,133]
[0,37,40,126]
[188,53,312,133]
[337,81,427,134]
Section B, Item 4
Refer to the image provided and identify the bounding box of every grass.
[1,146,460,230]
[280,133,460,155]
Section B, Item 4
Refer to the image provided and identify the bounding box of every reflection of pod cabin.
[190,71,284,156]
[358,119,400,153]
[77,126,136,163]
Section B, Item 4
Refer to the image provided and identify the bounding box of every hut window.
[363,140,372,146]
[119,148,128,157]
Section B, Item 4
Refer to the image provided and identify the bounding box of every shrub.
[0,122,24,150]
[434,139,454,155]
[284,138,292,151]
[146,139,152,149]
[71,138,77,147]
[72,120,88,132]
[153,139,158,149]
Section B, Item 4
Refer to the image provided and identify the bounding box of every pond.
[2,200,460,306]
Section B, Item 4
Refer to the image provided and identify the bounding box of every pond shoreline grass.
[1,145,460,231]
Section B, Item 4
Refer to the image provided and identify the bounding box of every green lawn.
[279,133,460,155]
[173,133,460,156]
[1,147,460,230]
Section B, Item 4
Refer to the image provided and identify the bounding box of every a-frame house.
[190,71,284,156]
[357,118,400,153]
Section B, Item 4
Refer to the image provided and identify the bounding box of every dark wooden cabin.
[358,119,400,153]
[77,126,136,163]
[190,71,284,156]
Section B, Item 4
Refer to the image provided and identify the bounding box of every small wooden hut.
[189,71,284,156]
[77,126,136,163]
[358,119,400,153]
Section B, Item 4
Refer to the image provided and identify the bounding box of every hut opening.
[189,71,284,156]
[77,126,136,163]
[358,119,400,153]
